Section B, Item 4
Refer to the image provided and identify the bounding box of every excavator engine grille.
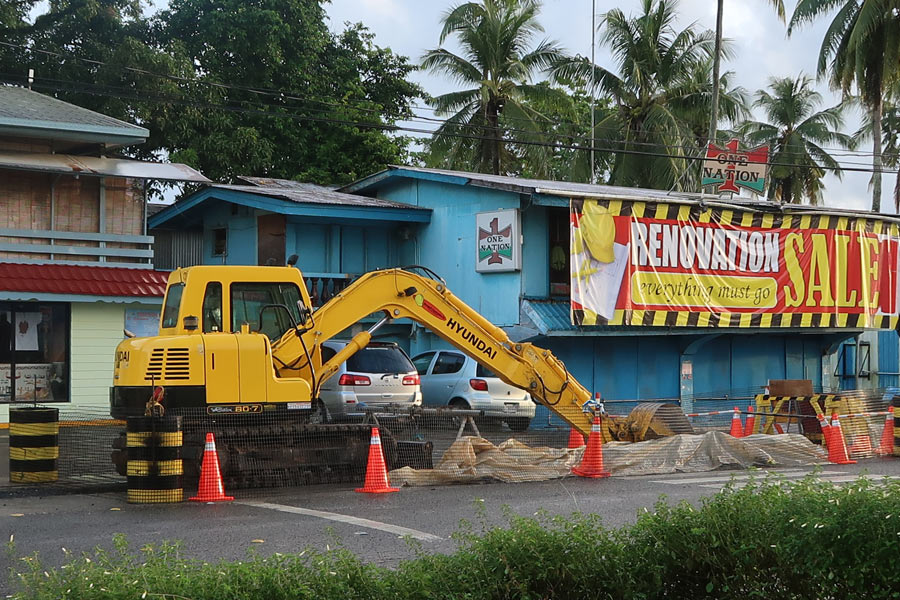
[144,348,191,381]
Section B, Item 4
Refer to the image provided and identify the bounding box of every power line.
[2,40,889,161]
[0,65,889,173]
[13,75,898,177]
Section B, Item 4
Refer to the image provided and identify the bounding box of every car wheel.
[506,418,531,433]
[447,398,469,429]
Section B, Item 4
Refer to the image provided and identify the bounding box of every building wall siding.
[104,177,143,236]
[0,170,145,264]
[0,169,52,259]
[202,203,257,265]
[152,229,204,270]
[377,180,523,326]
[877,330,899,389]
[68,302,128,412]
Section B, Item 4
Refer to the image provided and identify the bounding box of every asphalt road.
[4,459,900,595]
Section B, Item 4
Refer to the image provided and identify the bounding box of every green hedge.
[9,474,900,599]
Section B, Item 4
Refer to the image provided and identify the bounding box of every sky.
[31,0,884,211]
[322,0,884,212]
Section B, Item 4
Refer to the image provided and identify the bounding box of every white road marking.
[237,501,442,542]
[650,469,842,485]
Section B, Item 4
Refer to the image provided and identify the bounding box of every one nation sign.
[570,198,900,330]
[701,138,769,195]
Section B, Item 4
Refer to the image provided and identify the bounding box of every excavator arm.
[271,268,600,436]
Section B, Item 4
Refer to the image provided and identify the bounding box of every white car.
[318,340,422,419]
[411,350,536,431]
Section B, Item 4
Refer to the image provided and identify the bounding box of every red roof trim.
[0,263,169,298]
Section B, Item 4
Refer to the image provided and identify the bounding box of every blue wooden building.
[150,168,900,424]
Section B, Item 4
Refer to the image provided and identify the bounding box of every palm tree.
[789,0,900,212]
[853,81,900,209]
[739,75,851,205]
[421,0,572,175]
[552,0,749,191]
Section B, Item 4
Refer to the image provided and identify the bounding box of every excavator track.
[111,405,404,490]
[177,415,383,490]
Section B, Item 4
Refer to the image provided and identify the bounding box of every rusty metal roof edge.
[0,151,209,182]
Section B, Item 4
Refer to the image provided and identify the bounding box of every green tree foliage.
[552,0,749,192]
[514,81,613,182]
[0,0,32,35]
[790,0,900,212]
[0,0,422,186]
[739,75,851,204]
[421,0,573,176]
[158,0,421,184]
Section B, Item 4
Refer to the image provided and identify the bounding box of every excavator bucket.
[626,402,694,442]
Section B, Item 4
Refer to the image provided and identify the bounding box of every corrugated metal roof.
[0,85,148,143]
[235,176,338,192]
[379,165,687,201]
[344,165,900,220]
[0,263,169,298]
[146,203,170,217]
[521,298,578,334]
[0,151,209,182]
[212,183,429,210]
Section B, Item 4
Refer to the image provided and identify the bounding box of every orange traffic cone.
[572,416,610,478]
[729,407,744,438]
[878,407,894,456]
[816,412,832,447]
[827,414,856,465]
[743,406,756,437]
[355,427,399,494]
[567,427,586,449]
[189,433,233,502]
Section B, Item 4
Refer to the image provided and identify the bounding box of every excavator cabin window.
[161,283,184,329]
[202,283,223,332]
[230,282,303,340]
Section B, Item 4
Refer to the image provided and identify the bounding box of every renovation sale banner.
[570,199,900,329]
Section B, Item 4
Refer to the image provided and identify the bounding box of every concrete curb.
[0,481,126,499]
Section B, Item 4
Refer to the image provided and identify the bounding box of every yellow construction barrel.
[126,416,183,503]
[893,396,900,458]
[9,406,59,483]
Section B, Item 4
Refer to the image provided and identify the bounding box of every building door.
[0,302,70,403]
[257,214,286,266]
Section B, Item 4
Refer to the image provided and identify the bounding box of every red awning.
[0,263,169,298]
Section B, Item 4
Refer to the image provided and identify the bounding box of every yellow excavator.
[110,263,609,486]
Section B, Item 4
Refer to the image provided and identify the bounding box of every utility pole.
[706,0,723,155]
[590,0,596,184]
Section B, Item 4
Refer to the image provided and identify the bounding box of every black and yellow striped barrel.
[9,407,59,483]
[126,416,183,503]
[893,396,900,458]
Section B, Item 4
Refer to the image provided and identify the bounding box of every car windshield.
[347,346,413,374]
[476,362,497,378]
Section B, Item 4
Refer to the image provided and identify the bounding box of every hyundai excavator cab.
[111,264,611,487]
[112,265,319,418]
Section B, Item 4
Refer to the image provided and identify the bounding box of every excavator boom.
[272,268,596,435]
